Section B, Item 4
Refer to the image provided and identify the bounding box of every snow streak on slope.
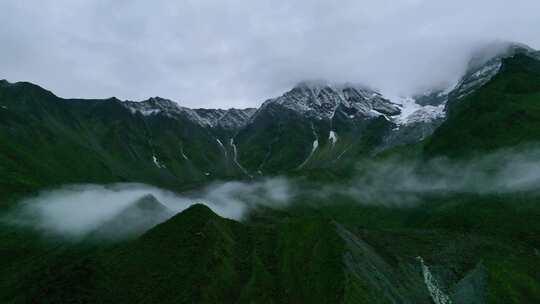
[152,155,166,169]
[329,130,338,147]
[298,125,319,169]
[216,138,227,159]
[180,146,189,160]
[230,138,251,178]
[417,256,453,304]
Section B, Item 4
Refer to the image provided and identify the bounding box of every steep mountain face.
[0,83,255,201]
[231,43,540,173]
[445,43,536,110]
[425,52,540,158]
[233,83,396,173]
[233,83,411,173]
[233,45,537,172]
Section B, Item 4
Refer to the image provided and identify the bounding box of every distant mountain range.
[1,42,538,200]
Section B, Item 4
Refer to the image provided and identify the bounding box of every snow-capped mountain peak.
[256,82,401,121]
[121,42,536,141]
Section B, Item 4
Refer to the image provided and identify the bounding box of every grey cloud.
[1,0,540,108]
[319,145,540,206]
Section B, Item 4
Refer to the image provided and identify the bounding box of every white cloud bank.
[2,178,291,239]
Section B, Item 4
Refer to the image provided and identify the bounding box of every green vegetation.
[0,81,246,204]
[2,193,539,303]
[0,204,346,303]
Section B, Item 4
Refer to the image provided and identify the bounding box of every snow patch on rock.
[152,155,166,169]
[392,97,446,125]
[180,147,189,160]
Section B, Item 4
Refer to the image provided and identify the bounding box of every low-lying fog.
[2,145,540,241]
[2,179,290,240]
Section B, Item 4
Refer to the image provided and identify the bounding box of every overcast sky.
[1,1,539,108]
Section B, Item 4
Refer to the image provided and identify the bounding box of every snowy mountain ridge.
[254,82,401,121]
[123,97,256,130]
[252,81,452,128]
[121,42,535,134]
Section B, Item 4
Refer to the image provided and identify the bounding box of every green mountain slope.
[234,86,397,174]
[0,81,250,203]
[2,194,539,303]
[1,204,346,303]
